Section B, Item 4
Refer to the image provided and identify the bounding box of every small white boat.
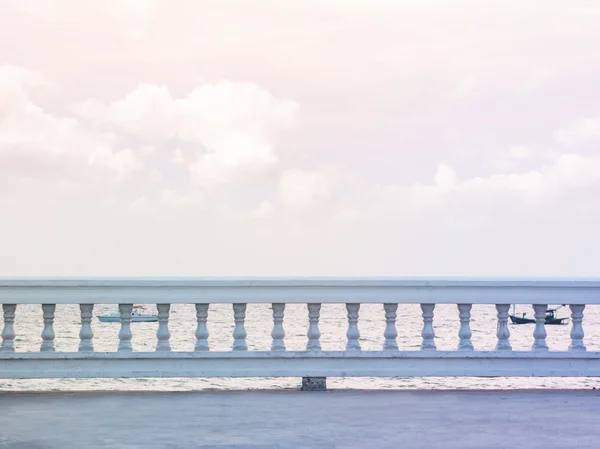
[97,306,157,323]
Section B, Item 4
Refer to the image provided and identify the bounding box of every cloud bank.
[2,1,600,276]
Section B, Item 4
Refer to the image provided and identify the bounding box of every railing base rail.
[1,351,599,379]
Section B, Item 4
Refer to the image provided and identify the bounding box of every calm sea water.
[2,303,600,391]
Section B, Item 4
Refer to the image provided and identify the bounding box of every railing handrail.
[2,277,600,304]
[3,276,600,284]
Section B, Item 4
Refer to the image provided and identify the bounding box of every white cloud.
[556,116,600,145]
[5,61,599,231]
[77,83,176,140]
[189,133,278,188]
[411,153,600,212]
[277,167,369,227]
[77,80,298,189]
[250,200,274,219]
[0,65,48,120]
[434,164,457,190]
[0,65,298,211]
[279,167,344,215]
[283,152,600,226]
[0,65,147,187]
[131,189,205,212]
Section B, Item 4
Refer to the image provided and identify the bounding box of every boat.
[97,305,157,323]
[509,305,568,325]
[509,314,535,324]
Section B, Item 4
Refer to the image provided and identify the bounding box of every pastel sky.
[1,0,600,276]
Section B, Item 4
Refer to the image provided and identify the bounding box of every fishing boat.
[509,305,568,325]
[97,305,157,323]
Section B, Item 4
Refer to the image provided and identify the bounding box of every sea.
[2,303,600,391]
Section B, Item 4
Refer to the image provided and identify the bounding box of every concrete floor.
[1,390,599,448]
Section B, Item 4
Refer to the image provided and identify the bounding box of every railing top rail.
[2,276,600,287]
[1,277,600,305]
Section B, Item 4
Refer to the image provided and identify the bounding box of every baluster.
[306,303,322,351]
[495,304,512,351]
[457,304,474,351]
[156,304,171,351]
[79,304,94,352]
[195,304,210,351]
[271,303,286,351]
[232,303,247,351]
[1,304,16,352]
[420,304,436,350]
[118,304,133,352]
[532,304,548,351]
[569,304,586,352]
[383,303,398,350]
[40,304,56,352]
[346,303,361,351]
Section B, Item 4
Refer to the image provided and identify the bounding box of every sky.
[1,0,600,276]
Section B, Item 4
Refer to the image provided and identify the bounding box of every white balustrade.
[1,304,16,352]
[40,304,56,352]
[271,303,286,351]
[0,278,599,383]
[306,303,322,351]
[457,304,473,351]
[195,304,210,351]
[383,303,398,350]
[420,304,436,350]
[495,304,512,351]
[79,304,94,352]
[118,304,133,352]
[346,303,361,351]
[232,303,247,351]
[532,304,548,351]
[569,304,585,352]
[156,304,171,351]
